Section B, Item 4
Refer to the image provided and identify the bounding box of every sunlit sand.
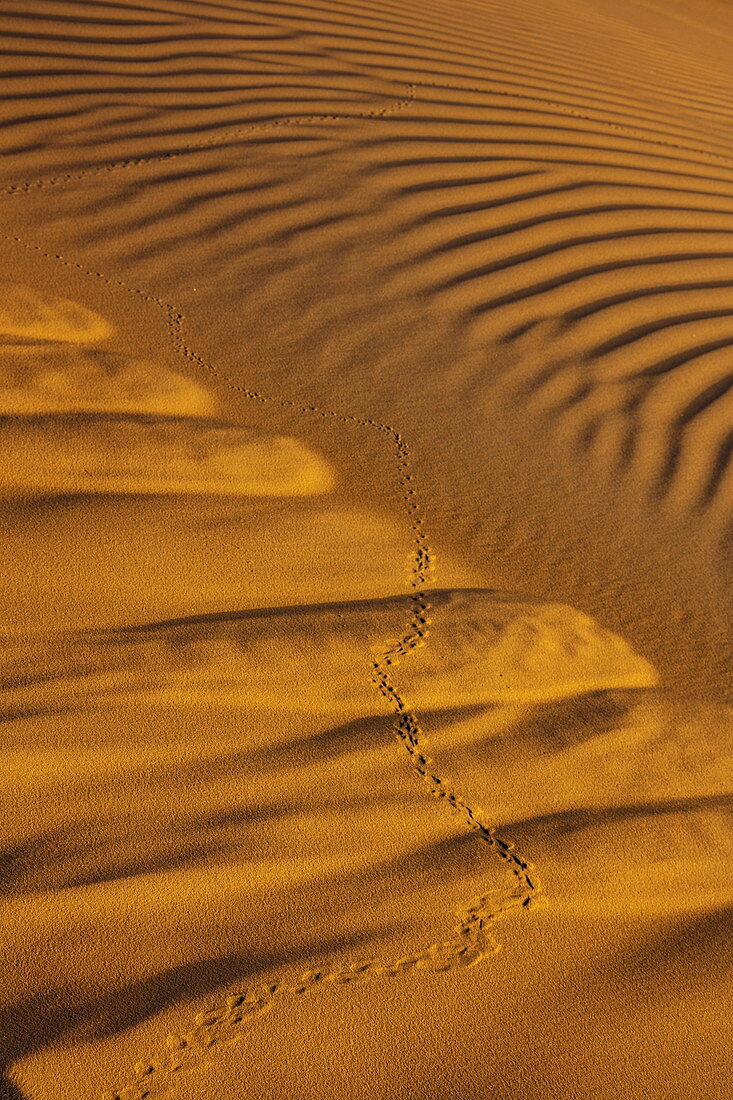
[0,1,731,1099]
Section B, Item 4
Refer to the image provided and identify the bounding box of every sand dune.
[7,0,728,684]
[0,589,695,1100]
[0,284,111,343]
[0,0,732,1098]
[0,345,215,417]
[0,312,332,497]
[0,591,723,1100]
[0,588,657,720]
[0,412,334,497]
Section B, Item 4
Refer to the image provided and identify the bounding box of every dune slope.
[0,1,732,1099]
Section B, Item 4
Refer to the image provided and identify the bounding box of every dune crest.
[0,413,335,498]
[0,347,216,418]
[0,589,656,722]
[0,285,111,344]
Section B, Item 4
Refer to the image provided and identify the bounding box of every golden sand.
[0,1,731,1098]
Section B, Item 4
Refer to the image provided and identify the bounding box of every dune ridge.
[0,344,215,417]
[0,589,657,719]
[0,412,335,497]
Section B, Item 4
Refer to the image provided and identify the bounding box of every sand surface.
[0,1,732,1098]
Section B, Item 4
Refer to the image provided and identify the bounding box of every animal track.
[0,78,539,1100]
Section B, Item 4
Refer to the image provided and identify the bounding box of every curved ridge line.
[0,82,415,199]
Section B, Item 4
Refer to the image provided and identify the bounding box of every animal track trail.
[0,80,540,1100]
[97,333,539,1100]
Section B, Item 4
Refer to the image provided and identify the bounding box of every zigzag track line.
[0,79,540,1100]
